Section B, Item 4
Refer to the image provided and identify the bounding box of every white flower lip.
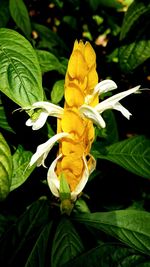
[47,155,91,201]
[25,101,64,130]
[29,132,70,168]
[93,79,118,95]
[79,105,106,128]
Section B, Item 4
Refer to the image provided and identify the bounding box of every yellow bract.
[56,40,98,193]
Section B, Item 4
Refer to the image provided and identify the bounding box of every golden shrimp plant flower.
[26,40,140,202]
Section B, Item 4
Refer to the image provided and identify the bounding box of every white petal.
[93,79,117,95]
[113,102,132,119]
[31,112,48,130]
[29,132,70,167]
[47,154,62,197]
[71,156,89,201]
[25,118,33,127]
[80,105,106,128]
[96,85,140,113]
[32,101,64,118]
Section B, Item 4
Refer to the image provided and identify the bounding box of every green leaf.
[0,132,12,200]
[0,96,15,133]
[36,49,66,75]
[93,135,150,179]
[51,80,64,104]
[0,0,10,28]
[10,145,35,191]
[74,210,150,255]
[0,28,43,107]
[51,217,84,267]
[120,1,150,40]
[87,0,124,11]
[119,1,150,72]
[61,243,148,267]
[9,0,32,37]
[25,222,53,267]
[0,200,51,266]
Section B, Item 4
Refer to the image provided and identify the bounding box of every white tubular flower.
[29,132,70,168]
[47,155,90,201]
[80,85,140,128]
[24,101,64,130]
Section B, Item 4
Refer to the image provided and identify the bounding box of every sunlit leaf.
[10,145,35,191]
[0,28,43,107]
[92,135,150,179]
[51,217,84,267]
[25,222,53,267]
[0,200,51,266]
[0,132,12,200]
[74,210,150,255]
[51,80,64,104]
[9,0,32,37]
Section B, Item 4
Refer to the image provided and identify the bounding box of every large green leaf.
[9,0,32,37]
[10,145,35,191]
[74,210,150,255]
[92,135,150,179]
[51,217,84,267]
[36,50,67,75]
[25,222,53,267]
[62,243,149,267]
[0,28,43,107]
[119,1,150,72]
[0,132,12,200]
[0,200,51,266]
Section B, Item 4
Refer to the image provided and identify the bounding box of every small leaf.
[0,132,12,200]
[0,200,51,266]
[25,222,53,267]
[51,216,84,267]
[74,210,150,255]
[9,0,32,37]
[0,28,43,107]
[10,145,35,191]
[51,80,64,104]
[93,135,150,179]
[36,49,67,75]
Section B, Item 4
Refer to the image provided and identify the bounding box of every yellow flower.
[26,40,140,202]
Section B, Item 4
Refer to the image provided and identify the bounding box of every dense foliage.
[0,0,150,266]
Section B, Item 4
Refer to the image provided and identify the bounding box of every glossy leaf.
[119,1,150,72]
[0,200,51,266]
[25,222,53,267]
[51,217,84,267]
[36,49,67,75]
[0,28,43,107]
[62,243,149,267]
[92,135,150,179]
[74,210,150,255]
[51,80,64,104]
[9,0,32,37]
[10,145,35,191]
[0,132,12,200]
